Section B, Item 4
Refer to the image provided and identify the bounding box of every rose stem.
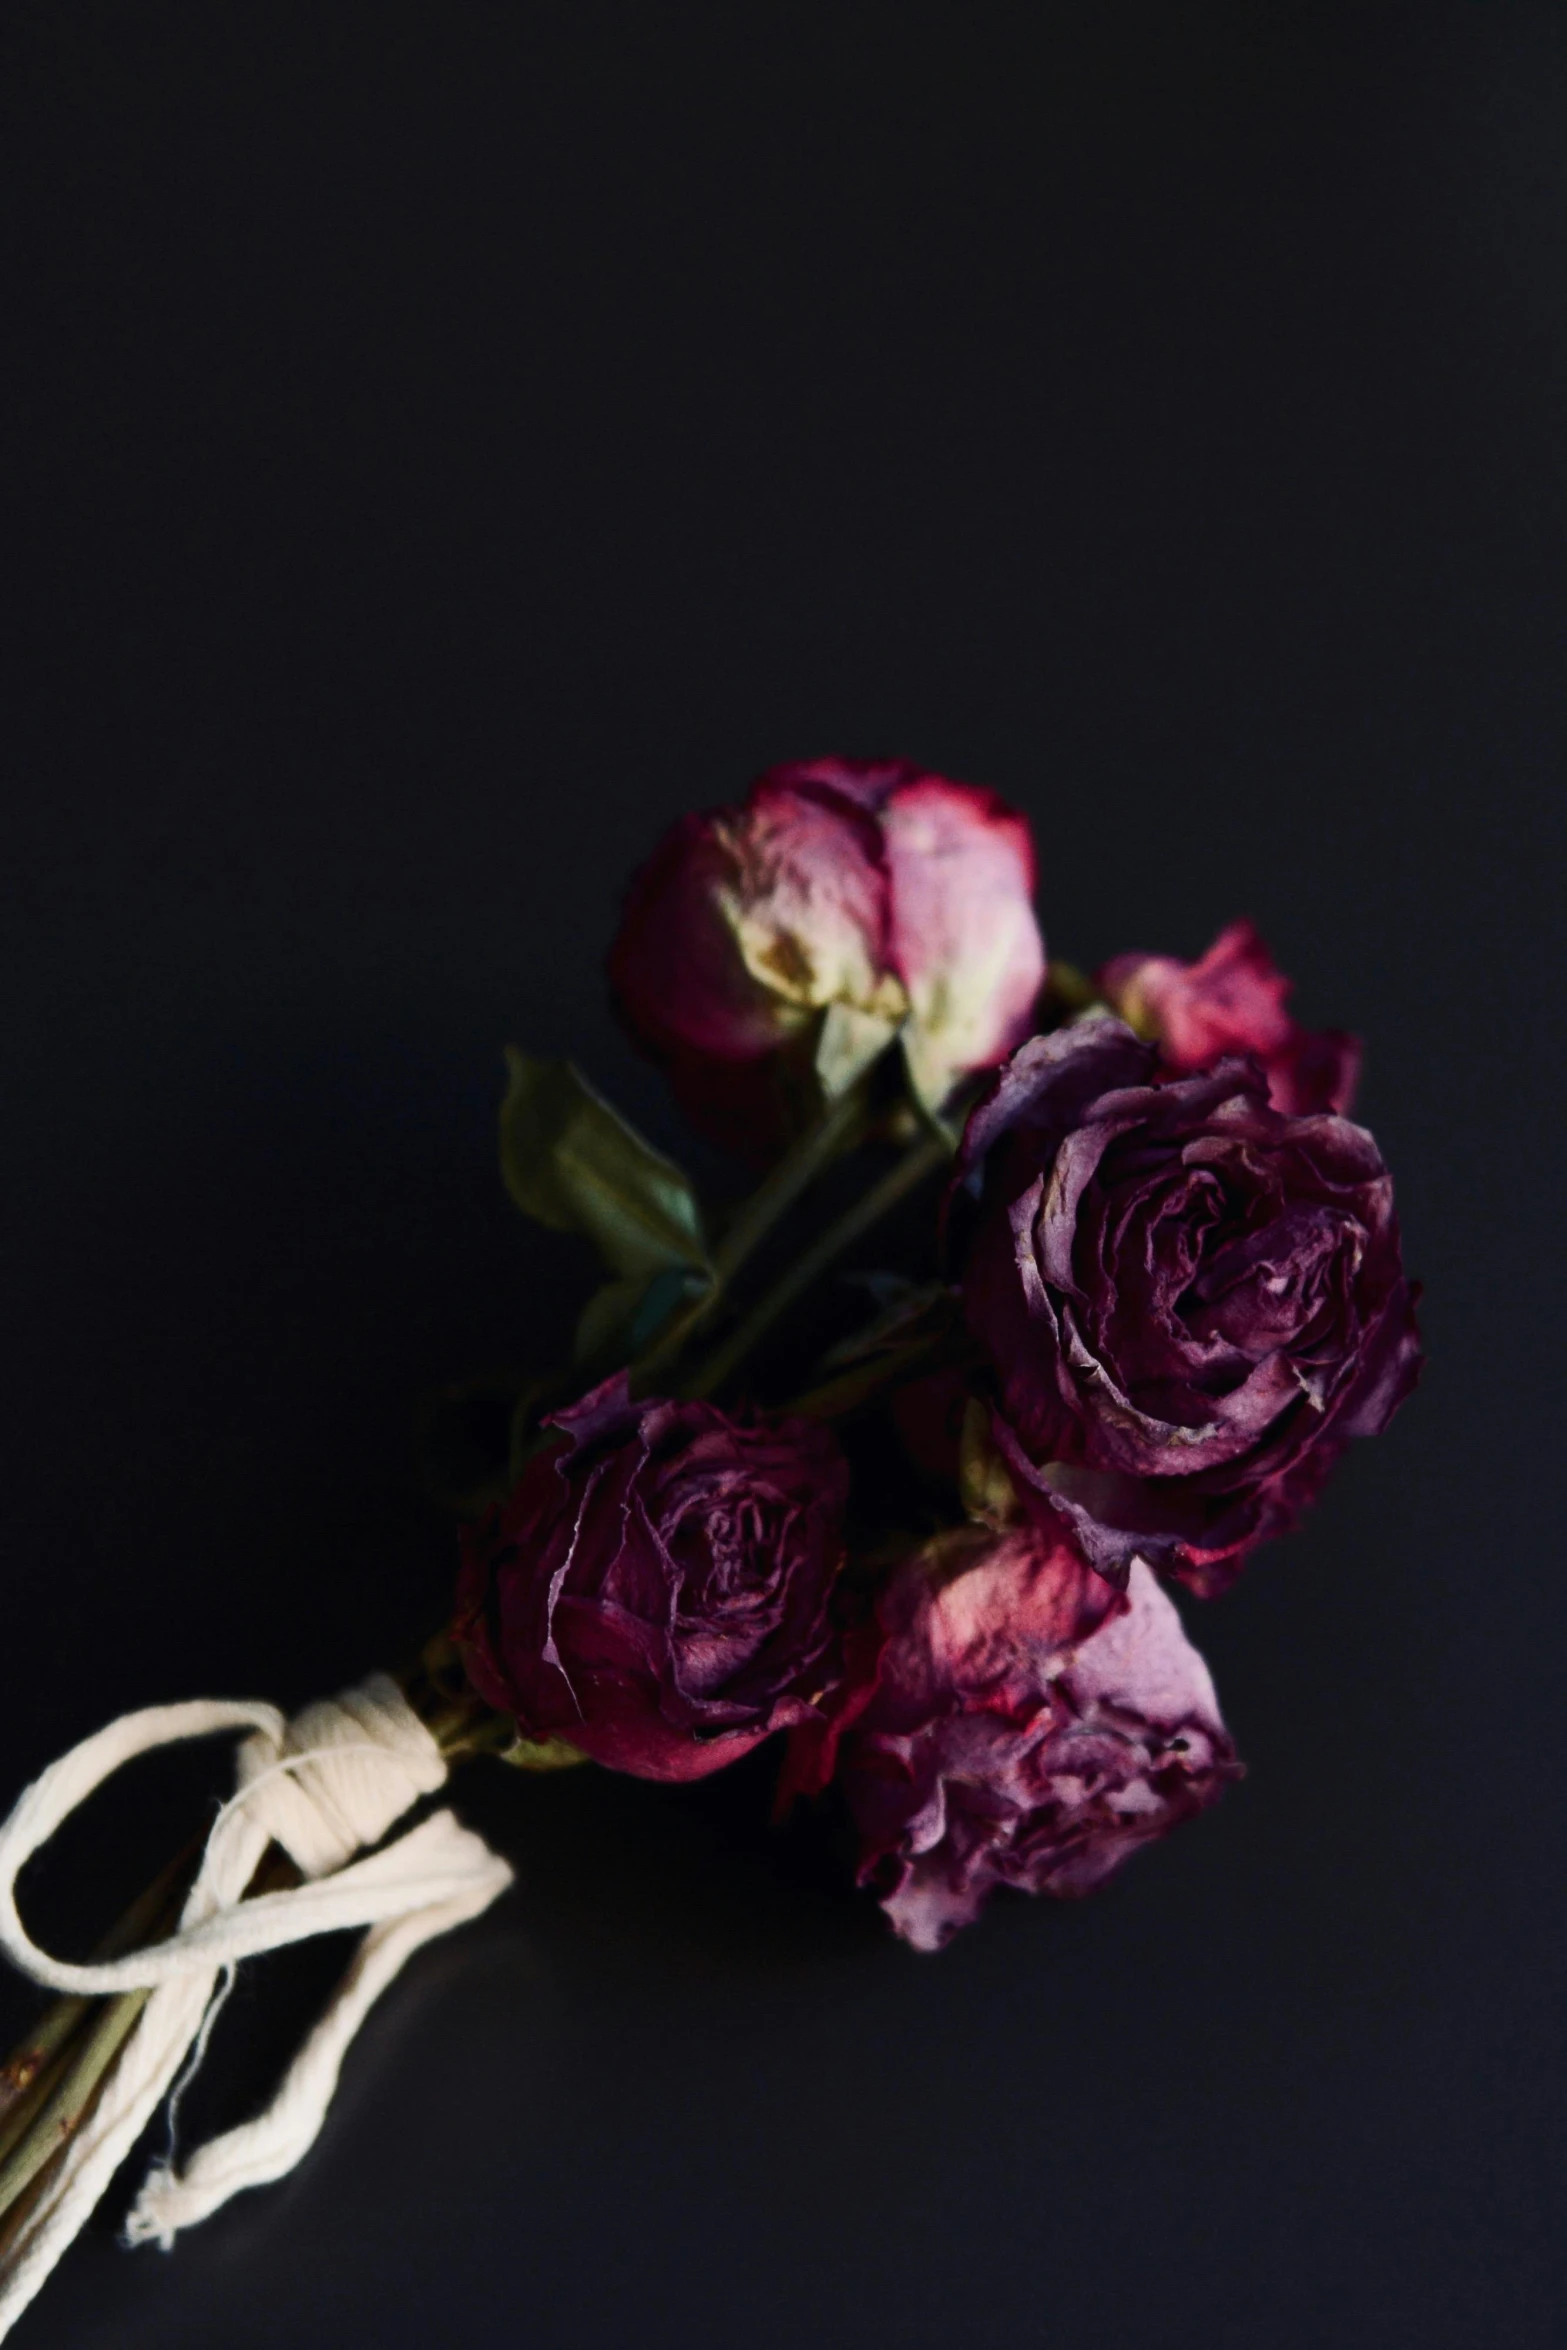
[0,2147,51,2270]
[710,1074,879,1284]
[0,1822,329,2233]
[780,1325,968,1423]
[630,1062,883,1392]
[0,1836,204,2174]
[681,1126,951,1403]
[0,1981,160,2225]
[0,1828,293,2231]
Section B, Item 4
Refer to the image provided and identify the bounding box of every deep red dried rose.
[953,1018,1421,1595]
[1099,919,1360,1117]
[792,1525,1240,1951]
[608,757,1044,1154]
[453,1375,849,1781]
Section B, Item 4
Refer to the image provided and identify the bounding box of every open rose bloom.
[455,1376,850,1781]
[793,1529,1242,1951]
[954,1019,1421,1594]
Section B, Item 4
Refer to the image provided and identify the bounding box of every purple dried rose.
[1099,918,1360,1117]
[953,1019,1422,1595]
[608,757,1045,1154]
[453,1375,849,1782]
[793,1525,1240,1951]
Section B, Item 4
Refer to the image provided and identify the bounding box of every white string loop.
[0,1673,513,2340]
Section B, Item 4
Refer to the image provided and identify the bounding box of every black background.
[1,6,1562,2345]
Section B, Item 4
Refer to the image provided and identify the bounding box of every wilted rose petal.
[877,773,1045,1116]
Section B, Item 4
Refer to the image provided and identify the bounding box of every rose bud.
[608,757,1044,1154]
[1099,918,1360,1117]
[798,1526,1240,1952]
[453,1374,849,1782]
[952,1018,1421,1596]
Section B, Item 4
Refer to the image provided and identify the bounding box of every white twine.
[0,1673,513,2340]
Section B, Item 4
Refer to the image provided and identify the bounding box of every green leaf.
[499,1051,711,1283]
[572,1277,643,1367]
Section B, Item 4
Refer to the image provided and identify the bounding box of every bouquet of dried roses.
[0,758,1420,2336]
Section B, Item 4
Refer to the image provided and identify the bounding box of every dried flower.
[796,1526,1240,1951]
[609,757,1044,1151]
[1100,918,1359,1116]
[455,1375,849,1780]
[954,1019,1421,1594]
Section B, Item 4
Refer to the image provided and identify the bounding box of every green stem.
[0,1837,200,2172]
[780,1324,967,1422]
[0,2037,81,2180]
[0,1988,155,2225]
[0,2002,90,2145]
[682,1127,951,1402]
[629,1063,881,1391]
[712,1075,875,1282]
[0,1834,312,2237]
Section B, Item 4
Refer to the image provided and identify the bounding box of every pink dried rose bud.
[453,1374,849,1782]
[1099,918,1360,1117]
[790,1525,1240,1952]
[608,757,1045,1153]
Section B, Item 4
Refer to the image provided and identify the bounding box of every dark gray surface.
[0,5,1561,2344]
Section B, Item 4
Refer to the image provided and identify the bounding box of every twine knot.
[0,1674,513,2339]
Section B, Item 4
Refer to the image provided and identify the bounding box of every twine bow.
[0,1674,512,2340]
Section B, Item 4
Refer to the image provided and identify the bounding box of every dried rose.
[453,1375,849,1781]
[799,1525,1239,1951]
[1099,918,1360,1117]
[608,757,1044,1153]
[953,1019,1421,1595]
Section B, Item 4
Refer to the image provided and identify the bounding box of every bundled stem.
[0,1837,205,2223]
